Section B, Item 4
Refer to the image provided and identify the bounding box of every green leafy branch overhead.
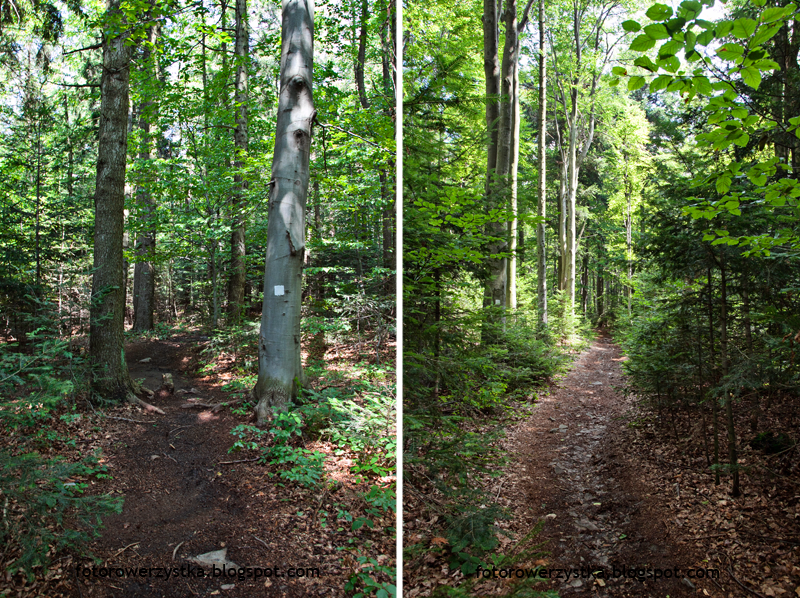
[612,0,800,255]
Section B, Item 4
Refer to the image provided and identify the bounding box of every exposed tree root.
[126,392,165,415]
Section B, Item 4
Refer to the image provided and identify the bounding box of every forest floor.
[487,332,799,598]
[6,333,395,598]
[491,333,711,598]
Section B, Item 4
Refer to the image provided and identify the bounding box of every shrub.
[0,452,123,581]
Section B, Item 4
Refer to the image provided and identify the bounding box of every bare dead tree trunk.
[253,0,314,424]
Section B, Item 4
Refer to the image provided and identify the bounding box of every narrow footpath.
[498,334,718,598]
[80,337,345,598]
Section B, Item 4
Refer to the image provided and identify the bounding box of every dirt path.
[79,337,347,598]
[499,334,716,598]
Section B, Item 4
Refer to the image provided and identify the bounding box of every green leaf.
[609,77,620,87]
[718,21,735,37]
[679,0,702,18]
[732,132,750,146]
[633,56,657,72]
[631,34,656,52]
[612,66,628,76]
[645,3,673,20]
[665,17,687,34]
[731,18,757,39]
[692,76,713,95]
[659,39,684,57]
[696,30,714,46]
[740,66,762,89]
[667,77,687,92]
[716,176,731,194]
[752,23,782,46]
[628,76,647,91]
[649,75,672,92]
[660,56,681,73]
[761,4,795,24]
[622,20,642,32]
[703,233,715,241]
[644,23,670,39]
[748,171,768,186]
[685,30,697,52]
[717,43,744,61]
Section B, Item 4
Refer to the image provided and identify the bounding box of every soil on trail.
[77,336,350,598]
[499,334,717,598]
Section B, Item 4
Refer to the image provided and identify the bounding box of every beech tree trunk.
[228,0,249,321]
[253,0,314,424]
[506,52,519,310]
[355,0,369,110]
[89,0,136,401]
[536,0,547,327]
[132,17,159,332]
[482,0,506,318]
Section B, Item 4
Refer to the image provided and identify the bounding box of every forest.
[403,0,800,596]
[0,0,396,595]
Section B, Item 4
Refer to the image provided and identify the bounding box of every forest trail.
[501,334,715,598]
[81,337,343,598]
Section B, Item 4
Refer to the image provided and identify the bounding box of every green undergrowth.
[0,324,122,582]
[404,312,581,594]
[224,348,396,598]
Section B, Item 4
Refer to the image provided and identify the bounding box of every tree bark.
[132,17,159,332]
[355,0,369,109]
[228,0,249,322]
[482,0,507,319]
[536,0,547,327]
[253,0,314,424]
[720,257,740,497]
[506,51,519,310]
[89,0,136,401]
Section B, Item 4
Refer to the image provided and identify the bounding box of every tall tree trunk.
[483,0,500,182]
[253,0,314,424]
[228,0,249,322]
[557,168,566,290]
[536,0,547,328]
[482,0,507,320]
[380,1,394,271]
[132,17,159,332]
[596,269,604,323]
[355,0,369,109]
[89,0,136,401]
[625,151,632,316]
[581,253,588,313]
[35,121,41,287]
[741,267,753,353]
[707,268,720,485]
[506,53,519,309]
[720,258,740,497]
